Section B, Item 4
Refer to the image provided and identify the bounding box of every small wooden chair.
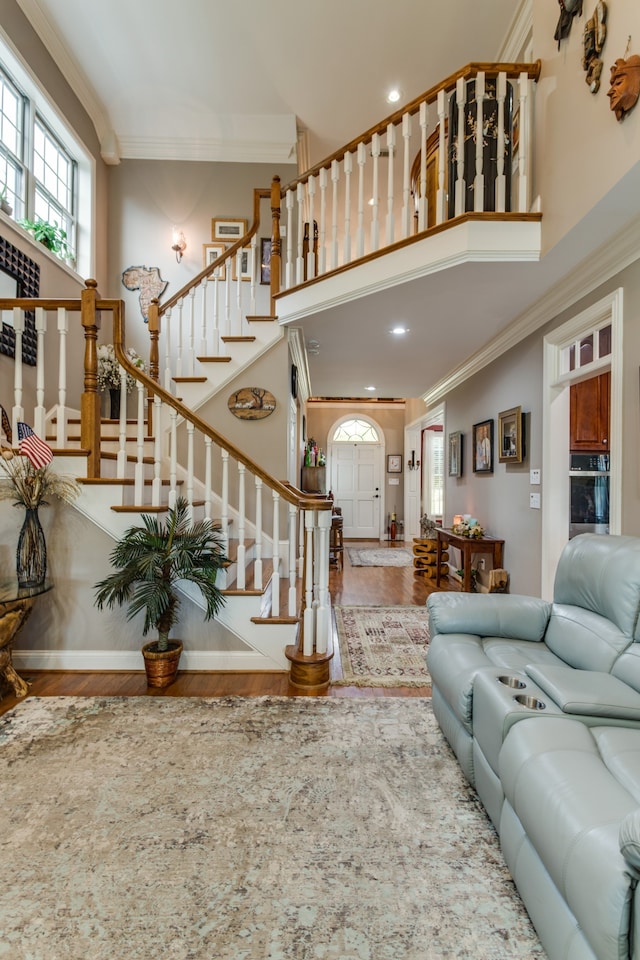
[329,513,344,570]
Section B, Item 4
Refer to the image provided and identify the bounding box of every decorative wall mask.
[582,2,608,92]
[227,387,276,420]
[607,54,640,120]
[122,266,168,322]
[554,0,584,49]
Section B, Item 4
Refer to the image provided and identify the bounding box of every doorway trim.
[328,414,385,539]
[541,288,623,598]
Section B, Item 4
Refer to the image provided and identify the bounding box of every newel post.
[80,278,101,478]
[270,175,281,313]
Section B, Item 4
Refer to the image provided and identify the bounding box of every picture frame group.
[448,405,525,478]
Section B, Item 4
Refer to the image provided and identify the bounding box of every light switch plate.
[530,492,541,509]
[530,469,541,484]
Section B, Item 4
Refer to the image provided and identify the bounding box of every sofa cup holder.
[497,675,526,689]
[513,694,546,710]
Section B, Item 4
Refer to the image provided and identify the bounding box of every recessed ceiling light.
[365,385,376,391]
[386,89,402,104]
[391,326,409,335]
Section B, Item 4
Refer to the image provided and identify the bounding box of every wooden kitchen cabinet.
[570,371,610,452]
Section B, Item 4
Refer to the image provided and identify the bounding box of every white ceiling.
[14,0,640,400]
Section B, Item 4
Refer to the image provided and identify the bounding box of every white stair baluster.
[288,502,297,616]
[474,71,486,212]
[116,366,127,479]
[370,132,380,252]
[186,421,195,513]
[296,183,305,285]
[163,308,173,391]
[418,102,428,231]
[211,273,220,356]
[254,476,263,589]
[315,507,332,655]
[271,491,280,617]
[56,307,68,446]
[356,141,366,258]
[386,122,396,246]
[221,448,230,554]
[134,379,145,505]
[151,394,162,505]
[518,71,530,213]
[33,307,46,438]
[495,72,507,213]
[248,235,257,314]
[330,159,340,270]
[343,151,353,264]
[224,264,232,337]
[401,112,412,238]
[204,436,212,521]
[306,175,316,280]
[318,168,327,276]
[187,287,196,375]
[302,509,315,656]
[236,462,246,589]
[168,407,178,509]
[11,307,24,434]
[455,76,467,216]
[437,90,447,224]
[199,277,208,357]
[285,189,295,288]
[175,299,184,378]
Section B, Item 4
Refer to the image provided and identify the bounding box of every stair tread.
[220,336,256,343]
[246,315,277,322]
[173,377,208,383]
[111,499,207,513]
[196,356,232,363]
[78,478,183,486]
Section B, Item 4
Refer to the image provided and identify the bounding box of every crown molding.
[422,216,640,407]
[498,0,533,62]
[117,135,297,165]
[16,0,111,146]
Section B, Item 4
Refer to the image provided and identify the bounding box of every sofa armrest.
[620,809,640,871]
[525,664,640,720]
[427,593,552,642]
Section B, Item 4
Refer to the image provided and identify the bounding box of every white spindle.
[211,274,220,356]
[221,448,230,553]
[518,71,530,213]
[418,102,428,231]
[318,168,327,276]
[474,71,486,212]
[175,300,184,378]
[151,394,163,505]
[401,113,412,238]
[356,142,367,258]
[288,502,297,616]
[134,380,145,504]
[187,287,196,376]
[186,421,195,512]
[56,307,68,446]
[248,235,257,314]
[12,306,24,433]
[495,72,507,213]
[302,509,315,656]
[306,175,316,280]
[271,491,280,616]
[116,366,127,479]
[296,183,305,286]
[343,151,353,264]
[370,132,380,252]
[315,508,332,655]
[204,436,213,521]
[34,307,46,438]
[254,477,263,589]
[437,90,447,224]
[330,159,340,269]
[200,277,208,357]
[386,122,396,246]
[163,308,173,391]
[285,189,295,288]
[455,76,467,216]
[168,408,178,509]
[236,462,246,589]
[224,265,232,338]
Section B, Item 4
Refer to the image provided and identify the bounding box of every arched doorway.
[329,416,384,539]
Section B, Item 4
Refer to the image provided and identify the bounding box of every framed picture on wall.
[202,243,227,280]
[260,238,272,285]
[232,246,252,282]
[472,419,494,474]
[211,218,247,242]
[498,406,524,463]
[448,431,463,477]
[387,454,402,474]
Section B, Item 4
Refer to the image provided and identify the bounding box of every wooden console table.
[435,529,505,592]
[0,578,52,697]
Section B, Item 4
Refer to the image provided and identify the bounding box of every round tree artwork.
[228,387,277,420]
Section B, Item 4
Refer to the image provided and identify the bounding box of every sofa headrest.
[554,534,640,639]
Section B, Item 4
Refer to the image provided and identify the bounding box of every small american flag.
[17,422,53,470]
[0,404,11,444]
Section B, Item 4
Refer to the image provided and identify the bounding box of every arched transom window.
[332,418,380,443]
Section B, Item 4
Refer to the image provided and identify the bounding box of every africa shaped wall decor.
[122,266,168,322]
[228,387,277,420]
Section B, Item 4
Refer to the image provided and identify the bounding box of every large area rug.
[347,546,413,566]
[0,696,543,960]
[334,605,432,687]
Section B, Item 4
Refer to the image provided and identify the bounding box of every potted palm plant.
[94,497,227,687]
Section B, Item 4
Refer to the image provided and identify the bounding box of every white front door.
[330,443,382,539]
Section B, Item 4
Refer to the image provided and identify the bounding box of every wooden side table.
[435,529,505,592]
[0,579,52,698]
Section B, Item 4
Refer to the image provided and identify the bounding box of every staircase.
[0,59,541,684]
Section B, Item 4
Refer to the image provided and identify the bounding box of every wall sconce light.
[407,450,420,470]
[171,227,187,262]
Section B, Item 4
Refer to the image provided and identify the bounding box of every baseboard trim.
[12,649,285,673]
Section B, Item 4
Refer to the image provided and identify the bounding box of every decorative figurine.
[554,0,584,50]
[607,53,640,121]
[582,1,607,93]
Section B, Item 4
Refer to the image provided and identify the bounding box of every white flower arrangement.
[97,344,146,393]
[452,518,485,539]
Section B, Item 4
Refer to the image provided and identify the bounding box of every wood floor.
[0,540,459,716]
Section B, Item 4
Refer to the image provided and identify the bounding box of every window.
[0,38,91,273]
[427,431,444,517]
[332,418,380,443]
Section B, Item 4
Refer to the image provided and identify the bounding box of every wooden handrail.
[280,60,542,193]
[110,301,331,513]
[158,187,271,316]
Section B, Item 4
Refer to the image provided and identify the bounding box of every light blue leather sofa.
[426,534,640,960]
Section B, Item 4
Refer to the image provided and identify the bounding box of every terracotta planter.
[142,639,183,688]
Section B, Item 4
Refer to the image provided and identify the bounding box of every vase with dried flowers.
[0,449,80,586]
[97,344,146,419]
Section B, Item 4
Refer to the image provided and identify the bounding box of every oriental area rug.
[0,696,544,960]
[333,604,432,687]
[347,546,413,566]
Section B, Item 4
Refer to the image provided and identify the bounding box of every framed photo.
[202,243,226,280]
[232,246,252,282]
[448,431,463,477]
[260,237,272,285]
[211,218,248,242]
[498,405,524,463]
[472,419,494,474]
[387,454,402,474]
